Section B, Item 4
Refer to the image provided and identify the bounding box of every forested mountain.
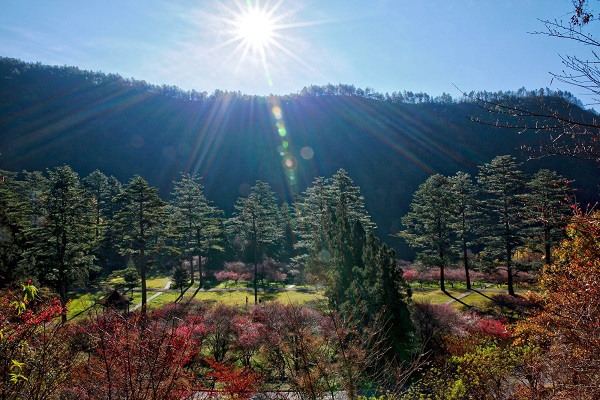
[1,57,598,256]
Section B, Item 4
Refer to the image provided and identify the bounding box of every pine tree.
[522,169,574,265]
[276,203,297,262]
[294,171,374,285]
[329,169,375,231]
[171,263,190,295]
[227,181,282,303]
[30,166,95,321]
[399,174,456,292]
[448,172,481,290]
[113,176,167,313]
[81,170,123,274]
[82,170,110,241]
[477,155,527,296]
[169,173,223,287]
[0,171,31,285]
[293,176,334,283]
[122,258,140,292]
[15,170,49,229]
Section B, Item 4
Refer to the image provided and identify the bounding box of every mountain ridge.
[1,57,598,255]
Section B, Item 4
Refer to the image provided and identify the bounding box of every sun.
[210,0,321,88]
[235,7,275,51]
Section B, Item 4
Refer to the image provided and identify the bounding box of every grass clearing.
[458,290,505,309]
[67,292,104,319]
[146,276,170,289]
[412,289,465,304]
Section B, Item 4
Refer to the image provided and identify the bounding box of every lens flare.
[300,146,314,160]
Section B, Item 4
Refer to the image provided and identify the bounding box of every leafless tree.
[470,1,600,162]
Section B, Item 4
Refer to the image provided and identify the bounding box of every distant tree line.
[1,56,583,107]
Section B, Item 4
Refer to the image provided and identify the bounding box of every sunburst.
[213,0,319,88]
[234,5,276,53]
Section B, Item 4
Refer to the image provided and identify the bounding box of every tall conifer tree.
[113,176,167,313]
[477,155,527,296]
[169,173,223,287]
[30,166,95,321]
[400,174,455,292]
[0,171,31,285]
[448,172,481,290]
[522,169,573,265]
[227,181,282,303]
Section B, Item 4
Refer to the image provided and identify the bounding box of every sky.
[1,0,599,104]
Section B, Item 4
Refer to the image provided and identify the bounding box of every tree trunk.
[506,247,515,297]
[544,225,552,265]
[59,281,68,323]
[463,236,471,290]
[439,242,446,292]
[198,251,204,288]
[189,254,195,285]
[140,245,147,314]
[254,259,258,304]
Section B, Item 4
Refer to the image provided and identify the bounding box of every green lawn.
[146,276,171,289]
[174,288,326,307]
[411,287,534,311]
[411,289,466,304]
[116,280,327,311]
[73,274,532,319]
[66,292,104,319]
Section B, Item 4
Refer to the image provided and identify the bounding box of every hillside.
[1,57,598,256]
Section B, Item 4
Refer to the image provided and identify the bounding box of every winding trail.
[131,279,172,311]
[443,289,477,305]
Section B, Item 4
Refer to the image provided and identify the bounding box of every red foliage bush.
[66,312,198,399]
[205,359,261,400]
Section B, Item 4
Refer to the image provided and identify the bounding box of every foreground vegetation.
[2,210,599,399]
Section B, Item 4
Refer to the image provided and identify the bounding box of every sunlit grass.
[453,290,503,310]
[146,276,170,289]
[146,292,181,310]
[106,276,125,285]
[121,284,327,311]
[411,289,466,304]
[67,292,104,319]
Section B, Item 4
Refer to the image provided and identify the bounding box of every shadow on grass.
[471,289,495,301]
[259,292,278,302]
[442,289,472,308]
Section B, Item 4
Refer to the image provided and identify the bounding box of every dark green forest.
[1,57,598,257]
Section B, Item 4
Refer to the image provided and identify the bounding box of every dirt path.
[131,279,172,311]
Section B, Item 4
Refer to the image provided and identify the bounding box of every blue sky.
[1,0,597,103]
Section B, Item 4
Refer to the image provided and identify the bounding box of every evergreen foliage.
[399,174,456,291]
[122,258,140,292]
[169,173,224,286]
[521,169,574,265]
[171,263,190,295]
[448,172,481,290]
[0,171,31,286]
[112,175,168,313]
[227,181,283,303]
[28,165,95,321]
[477,155,527,296]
